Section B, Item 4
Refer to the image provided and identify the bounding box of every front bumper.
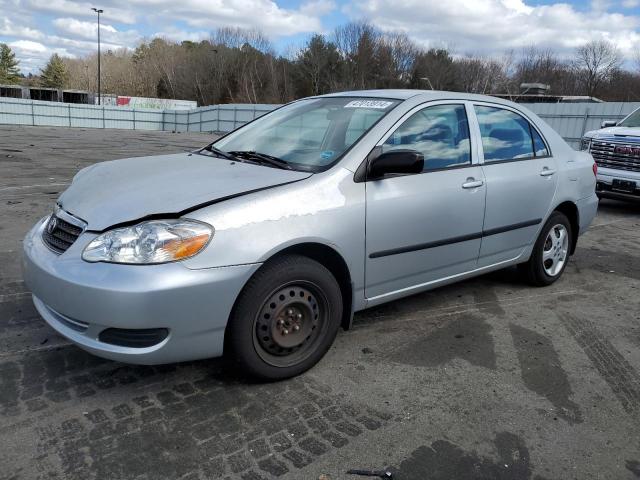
[22,217,260,364]
[596,167,640,200]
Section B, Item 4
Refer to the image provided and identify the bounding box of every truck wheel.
[225,254,343,380]
[519,211,572,287]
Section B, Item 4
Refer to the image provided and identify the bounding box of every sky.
[1,0,640,74]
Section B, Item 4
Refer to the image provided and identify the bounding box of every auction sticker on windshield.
[344,100,394,109]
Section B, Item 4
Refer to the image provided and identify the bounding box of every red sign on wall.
[116,96,132,106]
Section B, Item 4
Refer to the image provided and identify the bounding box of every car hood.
[585,126,640,139]
[58,152,312,231]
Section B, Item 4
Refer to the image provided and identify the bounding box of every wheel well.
[554,201,579,255]
[270,243,353,331]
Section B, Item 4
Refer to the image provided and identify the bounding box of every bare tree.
[573,39,622,97]
[410,48,456,90]
[333,22,382,89]
[49,24,640,106]
[296,34,341,95]
[382,32,418,85]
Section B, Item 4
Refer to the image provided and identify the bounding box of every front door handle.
[462,178,484,189]
[540,167,556,177]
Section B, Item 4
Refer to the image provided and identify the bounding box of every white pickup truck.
[582,106,640,201]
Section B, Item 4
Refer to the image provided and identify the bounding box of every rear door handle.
[540,167,556,177]
[462,178,484,189]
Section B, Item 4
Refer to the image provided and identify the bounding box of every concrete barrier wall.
[0,98,277,133]
[2,97,640,149]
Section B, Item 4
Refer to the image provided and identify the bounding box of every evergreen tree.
[0,43,21,85]
[40,54,68,88]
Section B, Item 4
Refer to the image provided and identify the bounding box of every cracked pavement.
[1,125,639,479]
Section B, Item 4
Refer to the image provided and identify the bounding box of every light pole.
[91,7,104,105]
[419,76,434,90]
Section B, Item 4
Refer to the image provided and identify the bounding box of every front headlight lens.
[82,219,213,264]
[580,137,591,151]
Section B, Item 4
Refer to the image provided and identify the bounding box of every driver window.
[383,104,471,171]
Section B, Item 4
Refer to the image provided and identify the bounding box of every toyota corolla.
[23,90,598,379]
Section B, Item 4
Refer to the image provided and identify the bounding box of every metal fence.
[1,97,640,148]
[526,102,640,149]
[0,97,276,133]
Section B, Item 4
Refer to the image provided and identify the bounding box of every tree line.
[2,22,639,103]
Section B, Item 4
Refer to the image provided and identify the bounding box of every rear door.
[471,103,558,267]
[365,102,486,300]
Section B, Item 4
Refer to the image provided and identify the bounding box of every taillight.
[592,162,598,176]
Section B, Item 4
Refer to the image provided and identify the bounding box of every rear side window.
[475,106,547,162]
[383,104,471,171]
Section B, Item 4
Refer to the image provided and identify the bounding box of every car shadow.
[352,265,526,329]
[598,197,640,213]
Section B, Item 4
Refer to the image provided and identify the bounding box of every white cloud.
[125,0,327,37]
[46,34,128,52]
[8,39,48,53]
[0,17,44,39]
[23,0,138,25]
[353,0,640,59]
[53,18,117,40]
[52,17,140,46]
[622,0,639,8]
[300,0,336,16]
[8,39,76,74]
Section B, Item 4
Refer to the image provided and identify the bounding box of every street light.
[419,77,434,90]
[91,7,104,105]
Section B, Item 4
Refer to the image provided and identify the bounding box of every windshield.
[618,108,640,127]
[210,97,400,171]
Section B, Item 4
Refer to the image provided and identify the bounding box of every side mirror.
[601,120,617,128]
[368,149,424,179]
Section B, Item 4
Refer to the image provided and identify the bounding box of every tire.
[519,211,572,287]
[225,254,343,380]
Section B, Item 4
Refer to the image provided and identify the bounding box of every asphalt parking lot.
[1,125,640,480]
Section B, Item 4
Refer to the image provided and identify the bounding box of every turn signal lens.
[82,219,213,264]
[592,162,598,177]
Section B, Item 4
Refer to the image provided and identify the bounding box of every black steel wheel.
[225,254,343,380]
[253,281,330,368]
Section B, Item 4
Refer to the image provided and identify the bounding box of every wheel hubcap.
[542,224,569,277]
[255,284,320,359]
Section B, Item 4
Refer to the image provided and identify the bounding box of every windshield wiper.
[228,151,293,170]
[201,144,240,162]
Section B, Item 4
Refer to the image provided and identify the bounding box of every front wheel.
[519,212,572,287]
[225,254,343,380]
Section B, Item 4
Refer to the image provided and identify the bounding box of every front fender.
[182,168,366,297]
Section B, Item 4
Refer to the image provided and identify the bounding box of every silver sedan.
[23,90,598,379]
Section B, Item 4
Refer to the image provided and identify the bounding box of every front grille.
[42,211,84,254]
[590,140,640,173]
[98,328,169,348]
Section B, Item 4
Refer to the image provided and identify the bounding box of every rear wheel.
[519,211,572,286]
[225,254,342,380]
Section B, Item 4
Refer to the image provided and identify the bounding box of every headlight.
[82,219,213,264]
[580,137,591,151]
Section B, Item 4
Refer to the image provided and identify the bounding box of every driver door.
[365,103,486,301]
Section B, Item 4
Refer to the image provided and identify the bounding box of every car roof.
[317,89,522,108]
